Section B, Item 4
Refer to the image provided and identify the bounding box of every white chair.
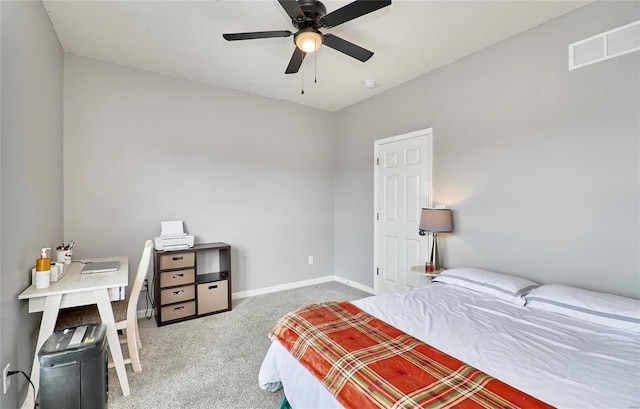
[55,239,153,372]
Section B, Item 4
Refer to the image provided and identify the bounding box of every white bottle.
[35,248,51,289]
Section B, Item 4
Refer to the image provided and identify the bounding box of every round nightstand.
[410,265,445,284]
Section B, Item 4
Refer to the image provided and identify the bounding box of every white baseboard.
[231,275,336,299]
[232,275,374,299]
[333,276,375,294]
[136,275,373,319]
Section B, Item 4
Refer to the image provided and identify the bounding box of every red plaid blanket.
[270,301,554,409]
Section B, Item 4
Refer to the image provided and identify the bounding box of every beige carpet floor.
[106,281,370,409]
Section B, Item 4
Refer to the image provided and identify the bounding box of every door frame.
[373,128,433,294]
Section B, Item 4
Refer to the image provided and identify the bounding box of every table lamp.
[418,208,453,270]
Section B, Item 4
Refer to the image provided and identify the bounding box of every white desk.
[19,256,130,398]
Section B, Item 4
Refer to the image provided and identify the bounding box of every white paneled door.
[374,129,432,294]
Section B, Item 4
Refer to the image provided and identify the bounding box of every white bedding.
[259,283,640,408]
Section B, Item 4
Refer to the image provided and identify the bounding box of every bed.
[259,268,640,408]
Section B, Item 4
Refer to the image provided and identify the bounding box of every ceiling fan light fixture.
[295,29,323,53]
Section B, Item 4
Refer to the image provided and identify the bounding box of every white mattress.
[259,283,640,408]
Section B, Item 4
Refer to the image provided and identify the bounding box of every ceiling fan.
[223,0,392,74]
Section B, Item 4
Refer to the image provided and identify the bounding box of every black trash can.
[38,323,108,409]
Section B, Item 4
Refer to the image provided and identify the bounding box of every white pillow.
[432,267,539,306]
[525,284,640,332]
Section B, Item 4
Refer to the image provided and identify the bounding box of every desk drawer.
[160,285,195,305]
[159,252,195,270]
[161,301,195,322]
[197,280,229,315]
[160,268,195,288]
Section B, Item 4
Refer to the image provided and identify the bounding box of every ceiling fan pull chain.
[314,36,318,84]
[301,64,305,95]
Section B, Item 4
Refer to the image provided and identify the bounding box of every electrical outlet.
[143,279,149,292]
[308,256,313,265]
[3,363,10,394]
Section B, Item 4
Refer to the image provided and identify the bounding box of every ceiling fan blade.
[322,0,391,28]
[323,34,373,62]
[278,0,305,21]
[285,47,306,74]
[223,30,292,41]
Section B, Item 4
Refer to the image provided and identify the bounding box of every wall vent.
[569,19,640,70]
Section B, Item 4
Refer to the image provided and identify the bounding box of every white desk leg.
[29,294,62,402]
[94,290,130,396]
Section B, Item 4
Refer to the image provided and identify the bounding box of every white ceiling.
[42,0,589,112]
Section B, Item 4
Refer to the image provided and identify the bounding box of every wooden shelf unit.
[154,242,231,326]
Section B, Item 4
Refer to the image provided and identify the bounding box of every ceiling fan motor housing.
[293,0,327,30]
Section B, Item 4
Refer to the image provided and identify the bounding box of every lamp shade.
[419,208,453,233]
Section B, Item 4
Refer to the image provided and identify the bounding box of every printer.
[153,220,195,251]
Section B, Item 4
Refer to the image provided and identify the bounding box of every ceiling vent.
[569,19,640,70]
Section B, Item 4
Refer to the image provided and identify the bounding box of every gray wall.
[2,2,639,407]
[63,55,336,295]
[335,1,640,298]
[0,1,64,407]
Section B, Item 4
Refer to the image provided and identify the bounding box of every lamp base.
[429,233,441,271]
